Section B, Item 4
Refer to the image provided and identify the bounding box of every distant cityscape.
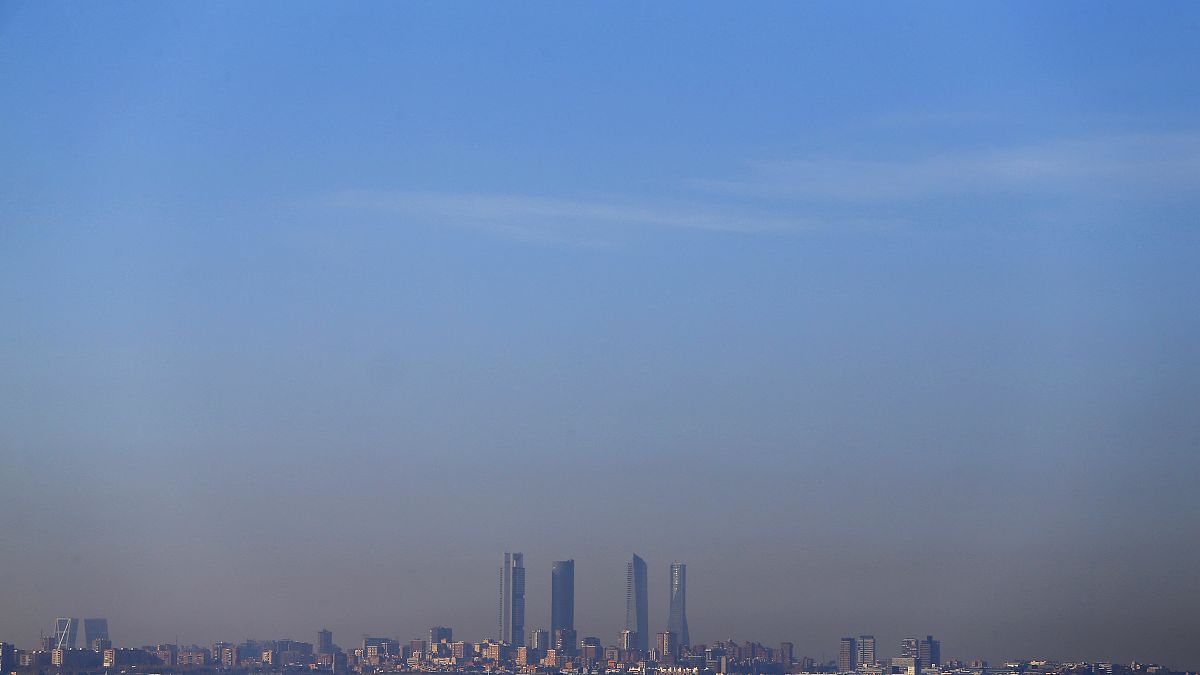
[2,554,1192,675]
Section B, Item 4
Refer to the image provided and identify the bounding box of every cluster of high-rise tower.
[498,553,688,655]
[48,618,110,651]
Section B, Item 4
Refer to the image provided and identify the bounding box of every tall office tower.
[666,562,689,646]
[500,552,526,646]
[83,619,109,647]
[317,630,333,655]
[858,636,876,666]
[529,629,550,654]
[656,631,678,663]
[429,627,452,646]
[54,618,79,649]
[901,638,919,659]
[618,630,637,652]
[551,560,575,639]
[839,637,857,673]
[553,629,577,656]
[0,642,14,673]
[778,642,794,666]
[918,636,940,669]
[626,554,649,653]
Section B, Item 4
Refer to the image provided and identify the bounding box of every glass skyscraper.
[551,560,575,639]
[83,619,109,648]
[53,618,78,650]
[500,552,526,645]
[667,562,689,647]
[625,554,649,652]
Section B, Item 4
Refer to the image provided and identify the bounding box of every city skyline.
[5,617,1192,675]
[6,546,1196,667]
[2,1,1198,671]
[3,556,991,670]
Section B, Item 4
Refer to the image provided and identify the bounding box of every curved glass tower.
[667,562,689,646]
[625,554,649,652]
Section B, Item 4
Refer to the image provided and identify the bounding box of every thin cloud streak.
[326,134,1198,245]
[328,190,809,240]
[694,134,1200,202]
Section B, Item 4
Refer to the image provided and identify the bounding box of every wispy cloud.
[324,134,1198,245]
[695,134,1200,202]
[325,190,810,244]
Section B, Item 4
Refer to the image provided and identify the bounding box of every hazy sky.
[2,1,1199,669]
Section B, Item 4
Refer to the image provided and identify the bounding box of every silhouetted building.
[54,618,79,649]
[484,644,506,662]
[83,619,109,648]
[657,631,678,663]
[626,554,650,652]
[515,646,532,666]
[779,642,794,666]
[154,644,178,666]
[554,629,577,656]
[605,645,620,663]
[667,562,689,646]
[500,552,526,646]
[580,637,603,664]
[317,652,347,670]
[318,629,333,655]
[551,560,575,639]
[839,637,857,673]
[430,627,453,647]
[103,648,154,668]
[180,649,210,666]
[0,643,16,672]
[529,629,550,654]
[91,638,112,652]
[891,657,919,675]
[918,636,940,669]
[858,636,876,666]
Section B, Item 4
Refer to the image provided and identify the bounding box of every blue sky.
[2,1,1199,668]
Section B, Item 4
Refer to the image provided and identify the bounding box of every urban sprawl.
[2,554,1191,675]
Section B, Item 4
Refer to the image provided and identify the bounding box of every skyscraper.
[83,619,109,648]
[656,631,678,663]
[529,629,550,654]
[500,553,526,646]
[430,627,453,646]
[918,636,940,669]
[618,630,637,652]
[551,560,575,640]
[54,618,78,650]
[858,636,875,666]
[666,562,689,647]
[779,642,794,666]
[625,554,649,653]
[839,637,857,673]
[317,630,333,655]
[901,638,919,659]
